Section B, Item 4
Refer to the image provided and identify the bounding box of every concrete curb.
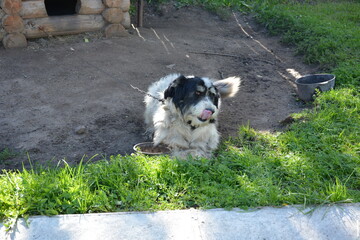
[1,204,360,240]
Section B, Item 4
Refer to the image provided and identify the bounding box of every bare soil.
[0,5,318,169]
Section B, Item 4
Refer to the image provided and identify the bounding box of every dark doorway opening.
[45,0,77,16]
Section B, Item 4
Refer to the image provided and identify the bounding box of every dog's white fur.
[144,73,240,159]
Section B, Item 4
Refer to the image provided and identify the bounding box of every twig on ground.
[218,71,224,79]
[189,51,279,66]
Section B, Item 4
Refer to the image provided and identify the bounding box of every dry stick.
[189,51,279,66]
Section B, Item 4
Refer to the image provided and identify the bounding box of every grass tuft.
[0,149,18,162]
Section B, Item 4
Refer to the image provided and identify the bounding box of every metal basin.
[295,74,335,101]
[133,142,170,155]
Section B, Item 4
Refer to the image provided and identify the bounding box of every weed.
[0,149,18,167]
[0,148,18,162]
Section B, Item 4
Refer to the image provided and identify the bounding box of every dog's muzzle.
[198,108,215,122]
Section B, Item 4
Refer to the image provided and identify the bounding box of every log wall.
[0,0,131,48]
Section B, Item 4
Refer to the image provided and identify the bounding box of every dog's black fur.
[164,75,220,117]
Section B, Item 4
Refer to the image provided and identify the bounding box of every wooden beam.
[23,15,106,38]
[1,0,22,15]
[0,8,5,20]
[76,0,105,15]
[120,0,130,12]
[2,32,27,48]
[105,23,128,38]
[122,11,130,29]
[0,27,5,41]
[20,1,48,19]
[103,0,122,8]
[2,14,24,33]
[102,8,124,23]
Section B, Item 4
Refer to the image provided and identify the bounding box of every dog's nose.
[199,108,214,121]
[205,108,215,114]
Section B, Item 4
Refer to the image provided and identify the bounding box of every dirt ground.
[0,4,318,169]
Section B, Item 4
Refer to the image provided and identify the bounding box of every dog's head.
[164,75,240,128]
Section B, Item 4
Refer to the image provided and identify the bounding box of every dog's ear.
[164,75,187,99]
[213,76,241,98]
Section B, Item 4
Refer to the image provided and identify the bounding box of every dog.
[144,73,240,159]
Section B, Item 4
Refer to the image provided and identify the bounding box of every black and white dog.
[144,74,240,159]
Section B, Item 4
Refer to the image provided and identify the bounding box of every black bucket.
[295,74,335,101]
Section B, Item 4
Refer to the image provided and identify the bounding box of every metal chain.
[130,84,165,104]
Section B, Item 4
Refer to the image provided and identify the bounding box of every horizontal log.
[23,15,106,38]
[76,0,105,15]
[102,8,123,24]
[2,14,24,33]
[122,11,130,29]
[103,0,130,11]
[20,1,48,19]
[104,23,128,38]
[1,0,22,15]
[0,27,5,41]
[2,32,27,48]
[120,0,130,12]
[0,8,5,19]
[103,0,122,8]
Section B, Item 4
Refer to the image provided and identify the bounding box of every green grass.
[253,0,360,87]
[0,148,18,167]
[1,88,359,226]
[1,0,360,228]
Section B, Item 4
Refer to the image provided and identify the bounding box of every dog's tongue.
[200,109,213,120]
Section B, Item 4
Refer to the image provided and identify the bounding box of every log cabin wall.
[0,0,131,48]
